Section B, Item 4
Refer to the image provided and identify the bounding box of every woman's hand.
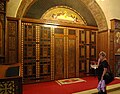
[101,76,103,81]
[97,58,101,66]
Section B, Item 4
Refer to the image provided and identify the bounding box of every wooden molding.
[21,17,98,30]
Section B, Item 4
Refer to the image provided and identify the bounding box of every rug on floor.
[56,78,86,85]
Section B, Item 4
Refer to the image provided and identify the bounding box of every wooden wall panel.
[22,23,37,83]
[97,30,115,73]
[0,0,6,64]
[0,17,4,56]
[40,26,51,81]
[109,30,115,73]
[6,20,18,64]
[110,19,120,75]
[90,31,96,61]
[79,29,97,75]
[54,38,64,79]
[68,39,76,77]
[79,45,86,72]
[5,17,98,83]
[68,29,76,78]
[114,31,120,54]
[97,31,108,58]
[21,23,52,83]
[115,55,120,76]
[54,27,65,80]
[79,29,86,73]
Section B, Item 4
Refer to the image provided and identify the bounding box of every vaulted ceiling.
[24,0,97,26]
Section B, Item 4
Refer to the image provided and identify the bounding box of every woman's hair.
[99,51,106,57]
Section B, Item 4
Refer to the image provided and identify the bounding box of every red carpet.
[23,76,120,94]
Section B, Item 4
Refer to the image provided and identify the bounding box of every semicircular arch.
[16,0,108,31]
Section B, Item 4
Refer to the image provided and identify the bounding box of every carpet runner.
[23,76,120,94]
[56,78,86,85]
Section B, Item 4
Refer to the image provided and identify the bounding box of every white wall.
[96,0,120,28]
[6,0,120,29]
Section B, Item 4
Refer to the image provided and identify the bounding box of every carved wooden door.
[39,26,51,81]
[21,23,52,83]
[22,23,37,83]
[53,27,79,79]
[21,22,96,83]
[67,28,77,78]
[79,29,96,75]
[53,27,65,80]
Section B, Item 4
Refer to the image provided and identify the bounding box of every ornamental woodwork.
[21,24,96,83]
[6,20,18,64]
[6,17,97,83]
[0,0,6,64]
[0,77,22,94]
[110,19,120,76]
[40,26,51,81]
[54,27,65,80]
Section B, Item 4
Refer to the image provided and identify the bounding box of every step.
[73,83,120,94]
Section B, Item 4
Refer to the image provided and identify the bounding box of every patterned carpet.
[56,78,86,85]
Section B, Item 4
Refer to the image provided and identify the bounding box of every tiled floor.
[73,83,120,94]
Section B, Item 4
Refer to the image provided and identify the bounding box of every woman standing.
[97,51,108,94]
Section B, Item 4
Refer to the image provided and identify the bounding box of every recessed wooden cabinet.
[6,18,97,83]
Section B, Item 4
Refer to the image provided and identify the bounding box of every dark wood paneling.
[40,26,51,81]
[97,31,108,58]
[6,17,98,83]
[0,0,6,63]
[79,29,97,75]
[22,23,37,83]
[6,20,18,64]
[54,27,65,80]
[21,18,98,30]
[54,38,64,79]
[110,19,120,75]
[67,29,76,78]
[0,77,22,94]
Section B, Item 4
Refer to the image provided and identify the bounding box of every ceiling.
[24,0,97,26]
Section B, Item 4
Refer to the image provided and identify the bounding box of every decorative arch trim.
[16,0,108,31]
[80,0,108,31]
[16,0,36,18]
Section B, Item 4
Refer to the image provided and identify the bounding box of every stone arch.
[16,0,35,18]
[16,0,108,31]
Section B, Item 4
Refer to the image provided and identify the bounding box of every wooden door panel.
[68,39,76,78]
[54,38,64,80]
[20,22,97,83]
[22,23,37,83]
[67,29,77,78]
[39,26,51,81]
[6,20,18,64]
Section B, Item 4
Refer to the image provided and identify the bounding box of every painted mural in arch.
[41,6,87,25]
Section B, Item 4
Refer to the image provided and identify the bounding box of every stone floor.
[109,89,120,94]
[73,83,120,94]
